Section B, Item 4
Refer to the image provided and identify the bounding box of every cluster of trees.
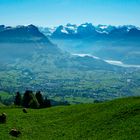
[14,90,51,109]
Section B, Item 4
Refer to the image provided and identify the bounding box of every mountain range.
[0,24,116,67]
[39,23,140,39]
[39,23,140,65]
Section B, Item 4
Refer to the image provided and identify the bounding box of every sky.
[0,0,140,27]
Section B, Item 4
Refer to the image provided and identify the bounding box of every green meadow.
[0,97,140,140]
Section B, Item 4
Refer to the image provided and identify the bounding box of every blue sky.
[0,0,140,27]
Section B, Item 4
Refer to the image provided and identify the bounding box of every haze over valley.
[0,23,140,104]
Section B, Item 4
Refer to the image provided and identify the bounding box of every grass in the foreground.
[0,96,140,140]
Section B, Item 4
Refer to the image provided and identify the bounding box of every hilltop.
[0,96,140,140]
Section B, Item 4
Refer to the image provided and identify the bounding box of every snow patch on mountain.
[61,28,69,34]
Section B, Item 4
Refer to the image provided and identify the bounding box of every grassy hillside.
[0,97,140,140]
[0,103,5,107]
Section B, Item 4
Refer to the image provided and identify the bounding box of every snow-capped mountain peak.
[38,23,140,39]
